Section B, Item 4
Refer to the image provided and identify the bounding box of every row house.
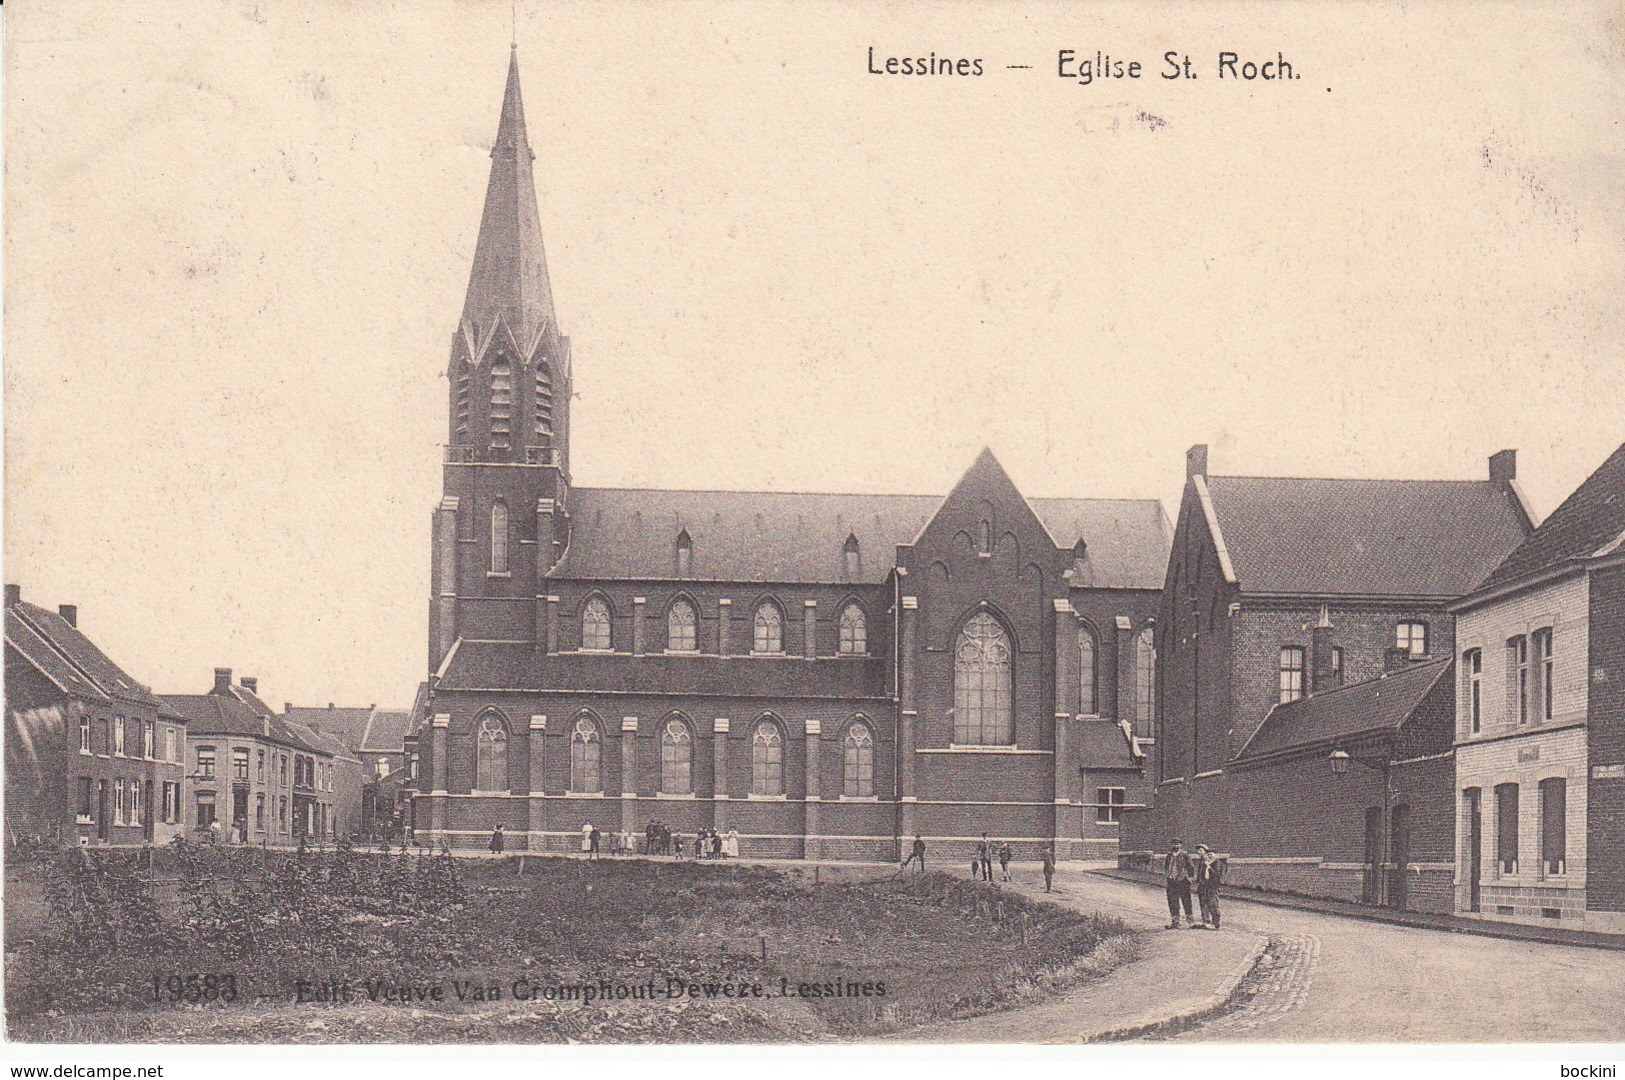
[1449,443,1625,932]
[4,586,190,846]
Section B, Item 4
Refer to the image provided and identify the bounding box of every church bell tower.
[430,47,571,671]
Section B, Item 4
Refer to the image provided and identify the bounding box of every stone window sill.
[746,793,788,801]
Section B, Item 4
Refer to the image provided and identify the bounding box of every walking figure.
[1195,844,1224,929]
[1041,847,1055,892]
[1164,837,1196,929]
[901,834,926,873]
[998,841,1012,882]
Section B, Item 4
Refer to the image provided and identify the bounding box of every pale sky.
[6,1,1622,708]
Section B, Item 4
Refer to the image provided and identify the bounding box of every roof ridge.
[1210,474,1498,486]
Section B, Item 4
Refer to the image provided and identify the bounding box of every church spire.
[461,46,557,350]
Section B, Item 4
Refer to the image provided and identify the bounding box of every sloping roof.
[360,709,413,755]
[162,692,338,757]
[550,487,1169,588]
[1476,444,1625,594]
[229,684,276,719]
[284,705,374,751]
[1074,720,1142,771]
[283,719,361,764]
[1238,658,1452,760]
[5,601,163,708]
[1204,476,1530,598]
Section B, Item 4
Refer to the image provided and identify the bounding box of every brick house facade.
[408,52,1168,861]
[1450,443,1625,932]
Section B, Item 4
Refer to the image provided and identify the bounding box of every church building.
[410,51,1171,860]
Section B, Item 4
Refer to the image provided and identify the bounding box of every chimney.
[1383,647,1411,674]
[57,604,78,628]
[1489,449,1517,486]
[1186,444,1209,481]
[284,702,293,715]
[328,703,335,710]
[240,677,258,695]
[1310,607,1335,693]
[212,667,233,696]
[4,584,19,608]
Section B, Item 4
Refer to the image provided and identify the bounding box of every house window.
[839,603,867,656]
[844,722,874,797]
[79,777,94,820]
[1396,622,1428,657]
[1539,777,1566,877]
[1096,787,1127,824]
[753,602,783,654]
[279,795,288,827]
[233,747,250,781]
[409,753,420,780]
[570,717,602,793]
[476,715,508,792]
[196,791,217,828]
[1078,627,1098,715]
[196,746,216,780]
[490,500,509,574]
[142,721,154,759]
[660,718,692,795]
[113,779,126,825]
[257,749,266,781]
[668,599,698,652]
[843,534,861,579]
[1507,635,1529,726]
[1279,646,1306,703]
[954,612,1012,745]
[1464,648,1482,734]
[1134,627,1157,738]
[280,755,289,786]
[1495,782,1519,875]
[489,358,512,450]
[113,718,126,756]
[1533,628,1554,723]
[255,793,266,831]
[79,715,91,754]
[166,727,177,763]
[582,597,612,651]
[752,722,784,795]
[676,531,692,577]
[1331,647,1344,686]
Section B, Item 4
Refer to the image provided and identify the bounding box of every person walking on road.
[1164,837,1196,928]
[998,841,1012,882]
[1195,843,1224,929]
[1041,847,1055,892]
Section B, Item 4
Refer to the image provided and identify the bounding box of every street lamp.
[1328,748,1351,775]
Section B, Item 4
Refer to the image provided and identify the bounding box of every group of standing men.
[1161,838,1224,929]
[898,833,1059,893]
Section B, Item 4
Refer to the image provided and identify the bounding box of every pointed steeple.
[462,46,557,350]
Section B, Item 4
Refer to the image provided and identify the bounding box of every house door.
[1362,806,1382,904]
[1466,789,1482,913]
[1388,804,1411,910]
[96,781,110,841]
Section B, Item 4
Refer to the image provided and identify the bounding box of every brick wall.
[1588,566,1625,914]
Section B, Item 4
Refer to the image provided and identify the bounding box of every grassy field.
[5,844,1134,1043]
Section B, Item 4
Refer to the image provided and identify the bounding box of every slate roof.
[5,601,170,712]
[1074,720,1142,771]
[283,719,361,764]
[1204,476,1530,598]
[284,705,375,752]
[551,488,1170,589]
[161,692,334,756]
[360,709,413,755]
[1237,658,1452,760]
[1475,443,1625,594]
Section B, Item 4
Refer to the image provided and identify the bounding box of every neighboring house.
[163,669,348,845]
[1121,445,1535,912]
[1449,443,1625,932]
[281,719,365,842]
[412,52,1172,859]
[4,586,189,847]
[284,703,411,782]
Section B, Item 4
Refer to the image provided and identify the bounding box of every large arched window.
[660,717,692,794]
[954,612,1012,745]
[751,720,784,795]
[1078,626,1098,715]
[570,716,602,793]
[843,721,874,797]
[753,601,783,654]
[582,597,612,651]
[839,603,867,656]
[1134,627,1157,738]
[668,599,697,652]
[475,714,508,792]
[490,500,509,574]
[489,358,513,450]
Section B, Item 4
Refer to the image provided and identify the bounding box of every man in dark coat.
[902,835,927,872]
[1164,838,1195,928]
[1195,844,1224,929]
[1041,847,1056,892]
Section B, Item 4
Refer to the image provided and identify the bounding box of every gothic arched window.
[1135,627,1157,738]
[839,603,867,656]
[954,612,1012,745]
[1078,625,1098,715]
[489,358,513,450]
[751,721,784,796]
[668,599,697,653]
[660,717,692,795]
[475,714,508,792]
[490,499,509,574]
[753,601,783,654]
[843,534,860,579]
[843,721,874,797]
[570,716,601,793]
[582,597,611,651]
[676,530,692,577]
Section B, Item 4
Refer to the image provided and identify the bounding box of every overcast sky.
[6,0,1622,708]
